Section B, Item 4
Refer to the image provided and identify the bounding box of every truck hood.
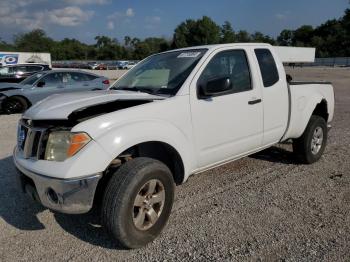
[24,90,166,120]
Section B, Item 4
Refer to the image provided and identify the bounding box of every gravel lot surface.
[0,68,349,261]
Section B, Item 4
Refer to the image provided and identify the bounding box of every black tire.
[293,115,327,164]
[2,96,29,114]
[101,157,174,249]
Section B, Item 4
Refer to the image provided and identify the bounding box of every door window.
[254,49,279,87]
[39,72,63,87]
[15,66,27,74]
[199,50,252,95]
[63,72,96,84]
[0,67,14,75]
[26,66,43,72]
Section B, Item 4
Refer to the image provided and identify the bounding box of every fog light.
[47,188,59,204]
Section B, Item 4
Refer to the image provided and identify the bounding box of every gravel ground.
[0,67,349,261]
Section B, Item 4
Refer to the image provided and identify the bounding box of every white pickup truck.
[14,43,334,248]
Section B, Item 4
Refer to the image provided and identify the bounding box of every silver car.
[0,70,110,114]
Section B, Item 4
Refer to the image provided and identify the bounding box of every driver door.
[190,48,263,168]
[28,72,65,104]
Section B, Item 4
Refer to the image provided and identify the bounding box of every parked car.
[125,61,137,69]
[14,44,334,248]
[0,70,109,113]
[116,61,137,70]
[87,62,99,70]
[105,62,118,70]
[0,64,51,83]
[116,61,129,69]
[95,63,108,70]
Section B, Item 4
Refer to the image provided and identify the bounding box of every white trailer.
[273,46,316,63]
[0,51,51,67]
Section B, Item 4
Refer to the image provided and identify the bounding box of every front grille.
[18,120,48,159]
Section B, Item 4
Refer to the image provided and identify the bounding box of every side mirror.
[198,76,232,98]
[286,74,293,83]
[37,81,45,87]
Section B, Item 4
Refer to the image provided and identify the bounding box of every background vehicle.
[116,61,137,69]
[126,61,137,69]
[0,51,51,67]
[0,70,109,113]
[95,63,108,70]
[0,64,51,83]
[87,62,99,70]
[14,44,334,249]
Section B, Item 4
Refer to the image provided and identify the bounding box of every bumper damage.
[14,157,102,214]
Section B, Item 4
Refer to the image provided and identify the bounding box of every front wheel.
[101,157,174,249]
[2,96,29,114]
[293,115,328,164]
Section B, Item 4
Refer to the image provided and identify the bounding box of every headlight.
[44,131,91,161]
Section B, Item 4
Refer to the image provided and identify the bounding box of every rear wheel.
[101,157,174,249]
[293,115,327,164]
[2,96,29,114]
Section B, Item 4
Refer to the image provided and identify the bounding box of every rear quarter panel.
[283,83,334,139]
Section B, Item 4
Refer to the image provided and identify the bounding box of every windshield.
[111,49,207,96]
[20,72,45,85]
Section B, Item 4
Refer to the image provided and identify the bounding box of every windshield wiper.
[111,86,166,96]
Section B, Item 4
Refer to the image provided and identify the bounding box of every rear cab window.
[254,49,279,87]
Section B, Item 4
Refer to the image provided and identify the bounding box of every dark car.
[0,64,51,83]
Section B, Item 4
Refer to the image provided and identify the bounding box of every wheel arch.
[106,141,186,185]
[4,95,32,107]
[312,99,328,122]
[284,94,329,140]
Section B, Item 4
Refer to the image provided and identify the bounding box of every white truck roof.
[171,43,315,63]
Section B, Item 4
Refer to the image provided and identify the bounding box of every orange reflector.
[67,133,91,157]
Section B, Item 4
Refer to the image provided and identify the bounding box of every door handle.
[248,99,262,105]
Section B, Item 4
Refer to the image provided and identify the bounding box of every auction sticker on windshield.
[177,52,201,58]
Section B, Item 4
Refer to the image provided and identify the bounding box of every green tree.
[14,29,54,52]
[235,30,251,42]
[251,31,276,44]
[0,38,14,51]
[221,21,235,43]
[131,37,170,59]
[93,36,124,60]
[124,36,132,47]
[293,25,314,46]
[277,29,294,46]
[172,16,221,48]
[51,38,88,60]
[341,9,350,55]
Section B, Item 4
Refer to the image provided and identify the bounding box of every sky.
[0,0,348,44]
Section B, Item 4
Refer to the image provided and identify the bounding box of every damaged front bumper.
[14,155,102,214]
